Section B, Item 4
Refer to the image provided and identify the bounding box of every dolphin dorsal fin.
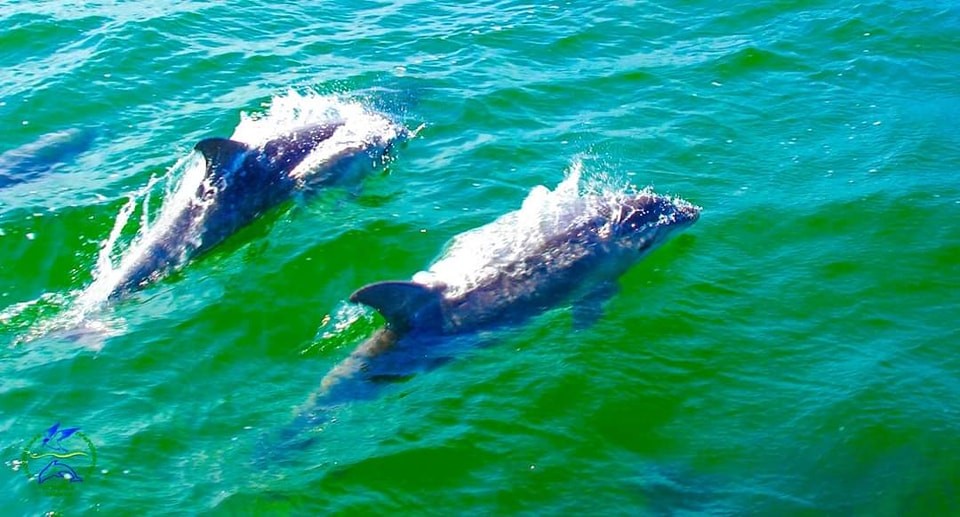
[194,137,250,176]
[349,281,443,332]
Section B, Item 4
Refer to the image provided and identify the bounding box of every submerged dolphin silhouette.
[95,116,409,300]
[0,128,96,188]
[285,177,700,442]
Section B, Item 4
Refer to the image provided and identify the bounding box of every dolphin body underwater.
[88,111,410,301]
[0,128,97,188]
[284,172,700,439]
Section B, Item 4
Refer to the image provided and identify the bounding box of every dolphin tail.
[349,281,444,331]
[254,406,336,467]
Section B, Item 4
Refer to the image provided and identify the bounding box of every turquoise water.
[2,0,959,514]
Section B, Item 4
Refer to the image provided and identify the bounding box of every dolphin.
[0,127,96,188]
[285,174,700,441]
[37,460,83,484]
[90,114,409,301]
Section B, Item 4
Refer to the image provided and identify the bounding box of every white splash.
[412,159,635,297]
[231,90,407,182]
[75,152,210,311]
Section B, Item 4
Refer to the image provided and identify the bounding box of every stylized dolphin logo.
[27,423,88,484]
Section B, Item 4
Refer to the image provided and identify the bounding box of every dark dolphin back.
[190,137,291,256]
[188,123,344,256]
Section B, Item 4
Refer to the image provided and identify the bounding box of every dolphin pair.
[288,171,700,432]
[86,110,410,302]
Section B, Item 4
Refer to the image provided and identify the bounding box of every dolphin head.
[608,191,700,255]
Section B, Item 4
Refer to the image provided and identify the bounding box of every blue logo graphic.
[21,423,97,485]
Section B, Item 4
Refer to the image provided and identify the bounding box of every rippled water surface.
[2,0,959,514]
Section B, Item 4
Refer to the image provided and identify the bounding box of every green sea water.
[2,0,959,514]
